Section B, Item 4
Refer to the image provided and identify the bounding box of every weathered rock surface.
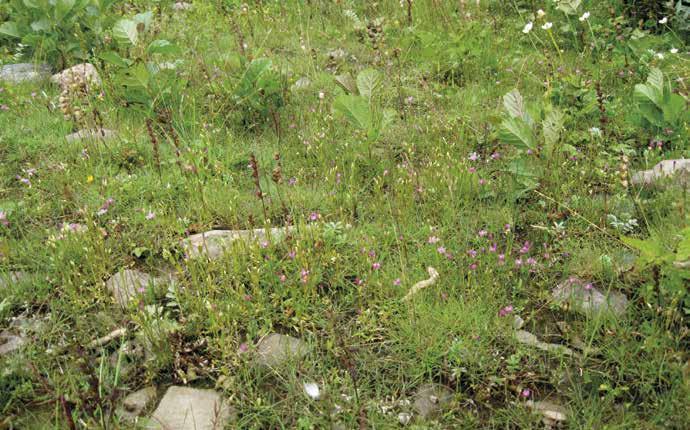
[181,227,294,260]
[255,333,309,368]
[118,386,157,422]
[51,63,100,91]
[631,159,690,186]
[65,128,116,143]
[105,269,176,307]
[412,383,453,419]
[0,63,51,83]
[146,386,234,430]
[0,332,27,356]
[516,330,576,357]
[552,277,628,317]
[526,400,568,426]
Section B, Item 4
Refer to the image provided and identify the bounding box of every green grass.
[1,0,689,428]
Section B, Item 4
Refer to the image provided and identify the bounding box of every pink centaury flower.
[498,305,514,317]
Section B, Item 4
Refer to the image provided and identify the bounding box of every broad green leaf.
[621,236,668,267]
[676,228,690,262]
[112,19,138,46]
[646,67,664,93]
[0,22,21,38]
[543,109,564,148]
[56,0,77,22]
[499,116,536,151]
[663,93,686,124]
[356,68,380,101]
[634,83,664,125]
[147,39,180,55]
[503,89,526,119]
[30,19,50,32]
[333,94,371,132]
[133,11,153,32]
[99,50,129,67]
[381,108,397,132]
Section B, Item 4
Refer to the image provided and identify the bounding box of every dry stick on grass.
[403,267,440,301]
[87,327,128,349]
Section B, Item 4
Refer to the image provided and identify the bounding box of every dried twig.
[403,267,439,301]
[87,328,127,349]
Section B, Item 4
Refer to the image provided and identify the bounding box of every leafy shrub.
[232,58,286,129]
[0,0,116,68]
[630,68,686,146]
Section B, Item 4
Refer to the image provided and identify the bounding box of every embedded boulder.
[552,277,628,317]
[51,63,100,91]
[65,128,117,143]
[118,386,157,422]
[105,269,176,308]
[631,159,690,187]
[255,333,309,368]
[412,383,453,419]
[146,386,234,430]
[181,227,294,260]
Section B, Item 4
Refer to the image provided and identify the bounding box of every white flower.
[579,12,590,21]
[541,22,553,30]
[537,9,545,18]
[589,127,602,137]
[523,21,533,33]
[303,382,321,400]
[659,17,668,24]
[656,52,665,60]
[670,48,679,54]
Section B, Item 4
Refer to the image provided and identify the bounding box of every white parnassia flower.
[656,52,665,60]
[303,382,321,400]
[579,12,590,22]
[670,48,679,54]
[542,22,553,30]
[523,21,533,34]
[659,17,668,24]
[537,9,545,18]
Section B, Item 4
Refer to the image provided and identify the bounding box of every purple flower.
[468,167,476,173]
[0,210,8,227]
[16,176,30,186]
[478,230,488,237]
[469,263,478,270]
[393,278,401,286]
[0,104,8,111]
[584,283,593,291]
[260,240,269,248]
[489,243,497,252]
[288,177,297,186]
[498,254,505,264]
[491,152,501,160]
[526,257,537,266]
[288,250,296,260]
[368,250,376,258]
[238,343,249,353]
[427,235,440,244]
[498,305,514,317]
[145,211,156,220]
[437,246,446,254]
[515,258,523,267]
[468,152,480,161]
[309,212,320,222]
[520,388,531,398]
[372,262,381,270]
[467,249,477,258]
[519,241,531,254]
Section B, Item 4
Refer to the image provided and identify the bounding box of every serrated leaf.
[356,68,380,101]
[333,94,371,132]
[503,89,526,119]
[556,0,582,15]
[147,39,180,55]
[676,228,690,262]
[646,67,664,93]
[112,19,138,46]
[543,110,564,148]
[499,116,536,151]
[99,50,129,67]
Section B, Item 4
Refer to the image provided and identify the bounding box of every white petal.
[303,382,321,399]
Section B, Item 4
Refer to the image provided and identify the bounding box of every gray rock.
[515,330,576,357]
[118,386,157,422]
[327,48,347,60]
[105,269,175,308]
[0,332,27,356]
[513,315,525,330]
[412,383,452,419]
[0,63,51,84]
[552,277,628,317]
[51,63,100,91]
[631,159,690,186]
[0,271,28,289]
[181,227,294,260]
[526,400,568,426]
[172,2,193,11]
[255,333,309,368]
[146,386,234,430]
[65,128,116,143]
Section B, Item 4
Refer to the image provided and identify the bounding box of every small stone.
[146,386,234,430]
[65,128,116,143]
[412,383,452,419]
[0,332,27,356]
[513,315,525,330]
[105,269,175,308]
[515,330,576,357]
[118,386,157,422]
[631,159,690,187]
[398,412,412,425]
[51,63,100,91]
[526,400,568,426]
[327,48,347,60]
[181,227,293,260]
[0,271,28,289]
[172,2,193,11]
[552,277,628,317]
[0,63,51,84]
[255,333,309,368]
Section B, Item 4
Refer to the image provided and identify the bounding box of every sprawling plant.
[0,0,116,68]
[632,68,686,138]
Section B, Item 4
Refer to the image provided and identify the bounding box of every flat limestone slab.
[255,333,309,368]
[552,277,628,317]
[631,159,690,186]
[181,227,294,260]
[0,63,51,83]
[105,269,176,308]
[65,128,116,143]
[146,386,234,430]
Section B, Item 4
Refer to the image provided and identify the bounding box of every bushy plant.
[0,0,116,69]
[232,57,286,130]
